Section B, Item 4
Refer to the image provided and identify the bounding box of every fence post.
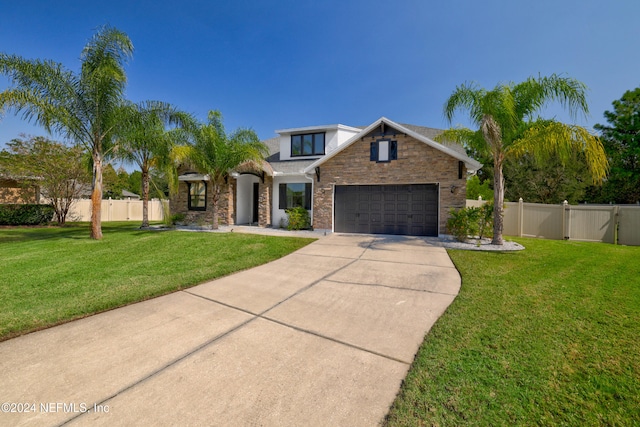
[563,200,569,240]
[614,205,620,245]
[518,198,523,237]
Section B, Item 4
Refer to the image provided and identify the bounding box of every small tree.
[440,74,608,244]
[0,25,134,239]
[0,136,90,225]
[178,111,268,229]
[116,100,194,227]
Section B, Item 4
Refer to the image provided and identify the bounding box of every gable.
[304,117,482,174]
[318,133,463,184]
[361,121,405,140]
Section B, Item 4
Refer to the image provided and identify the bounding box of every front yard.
[3,225,639,424]
[0,223,315,341]
[385,238,640,426]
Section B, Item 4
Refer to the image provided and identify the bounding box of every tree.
[466,175,493,201]
[0,25,133,239]
[440,74,608,244]
[504,152,592,204]
[588,88,640,203]
[102,164,129,199]
[117,101,194,227]
[0,136,90,225]
[178,110,268,229]
[128,170,142,196]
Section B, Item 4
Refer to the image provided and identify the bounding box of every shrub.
[168,212,186,226]
[285,207,311,230]
[0,204,55,225]
[447,203,494,242]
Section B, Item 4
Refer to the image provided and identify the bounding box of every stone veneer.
[312,134,467,233]
[172,166,272,227]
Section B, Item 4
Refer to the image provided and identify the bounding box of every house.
[172,117,482,236]
[0,174,40,204]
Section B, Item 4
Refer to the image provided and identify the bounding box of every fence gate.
[496,199,640,246]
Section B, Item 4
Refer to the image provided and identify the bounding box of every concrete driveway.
[0,233,461,427]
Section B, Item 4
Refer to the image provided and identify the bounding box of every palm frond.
[508,120,608,183]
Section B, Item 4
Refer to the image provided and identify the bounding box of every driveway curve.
[0,233,461,427]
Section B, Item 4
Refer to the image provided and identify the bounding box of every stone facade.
[172,166,272,227]
[172,179,234,226]
[312,134,467,233]
[258,176,272,227]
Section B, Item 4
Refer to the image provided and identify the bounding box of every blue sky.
[1,0,639,153]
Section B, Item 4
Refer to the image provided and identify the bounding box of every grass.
[384,238,640,426]
[0,222,315,341]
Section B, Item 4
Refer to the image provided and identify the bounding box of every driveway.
[0,233,461,426]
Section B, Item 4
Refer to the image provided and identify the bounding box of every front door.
[252,182,259,224]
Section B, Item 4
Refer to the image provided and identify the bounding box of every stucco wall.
[312,134,467,233]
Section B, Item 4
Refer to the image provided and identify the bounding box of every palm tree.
[117,101,194,228]
[0,25,133,239]
[178,110,268,229]
[440,74,608,245]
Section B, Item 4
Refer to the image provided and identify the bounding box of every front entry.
[252,182,259,224]
[334,184,439,236]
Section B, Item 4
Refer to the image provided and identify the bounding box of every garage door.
[334,184,438,236]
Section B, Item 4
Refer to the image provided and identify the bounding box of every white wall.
[278,126,360,160]
[272,175,314,228]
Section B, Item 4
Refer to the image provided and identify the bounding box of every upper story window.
[370,139,397,163]
[291,132,325,156]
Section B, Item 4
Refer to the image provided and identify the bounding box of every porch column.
[258,176,272,227]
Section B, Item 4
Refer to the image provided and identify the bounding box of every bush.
[285,207,311,230]
[168,212,186,226]
[447,203,494,242]
[0,204,55,225]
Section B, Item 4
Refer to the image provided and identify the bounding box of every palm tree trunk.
[211,183,219,230]
[90,152,104,240]
[492,159,505,245]
[141,166,150,228]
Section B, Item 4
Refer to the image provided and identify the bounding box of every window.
[279,183,312,209]
[370,140,397,162]
[291,133,325,156]
[188,181,206,210]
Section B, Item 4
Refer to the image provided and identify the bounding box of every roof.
[275,123,362,135]
[303,117,483,173]
[263,136,316,175]
[122,190,141,199]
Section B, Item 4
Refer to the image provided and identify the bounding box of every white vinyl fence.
[466,199,640,246]
[66,198,167,222]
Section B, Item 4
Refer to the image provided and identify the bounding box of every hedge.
[0,204,55,226]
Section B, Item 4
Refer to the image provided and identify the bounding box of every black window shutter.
[279,184,287,209]
[370,141,378,161]
[390,141,398,160]
[304,183,312,210]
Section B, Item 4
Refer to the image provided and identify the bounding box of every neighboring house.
[122,190,141,200]
[172,117,482,236]
[0,174,40,204]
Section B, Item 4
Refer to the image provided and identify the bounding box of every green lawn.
[0,223,315,341]
[385,238,640,426]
